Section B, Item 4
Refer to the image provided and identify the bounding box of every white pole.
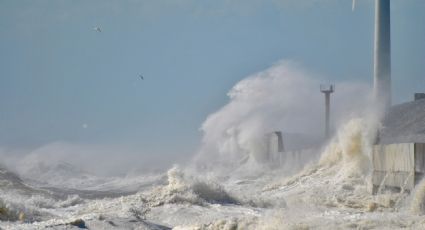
[374,0,391,112]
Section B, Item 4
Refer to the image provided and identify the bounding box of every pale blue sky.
[0,0,424,161]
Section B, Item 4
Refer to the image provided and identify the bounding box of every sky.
[0,0,424,170]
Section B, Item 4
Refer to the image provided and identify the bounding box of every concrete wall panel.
[415,143,425,173]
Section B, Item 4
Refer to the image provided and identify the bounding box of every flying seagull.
[94,26,102,32]
[139,74,144,80]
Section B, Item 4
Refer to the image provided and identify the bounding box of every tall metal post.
[374,0,391,112]
[321,85,334,139]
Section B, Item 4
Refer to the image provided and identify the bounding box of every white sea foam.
[1,61,425,229]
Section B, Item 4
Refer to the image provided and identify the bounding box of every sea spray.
[318,118,372,179]
[9,60,425,229]
[266,118,374,188]
[140,166,239,208]
[194,61,371,178]
[261,117,380,216]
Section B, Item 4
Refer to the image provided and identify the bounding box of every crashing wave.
[140,166,239,208]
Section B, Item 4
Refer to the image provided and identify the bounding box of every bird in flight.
[139,74,144,80]
[93,26,102,32]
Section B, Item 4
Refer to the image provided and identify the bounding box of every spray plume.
[194,60,371,176]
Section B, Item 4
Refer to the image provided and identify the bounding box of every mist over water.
[1,60,425,229]
[0,142,178,179]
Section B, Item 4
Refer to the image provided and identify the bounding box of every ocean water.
[1,118,425,230]
[1,62,424,229]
